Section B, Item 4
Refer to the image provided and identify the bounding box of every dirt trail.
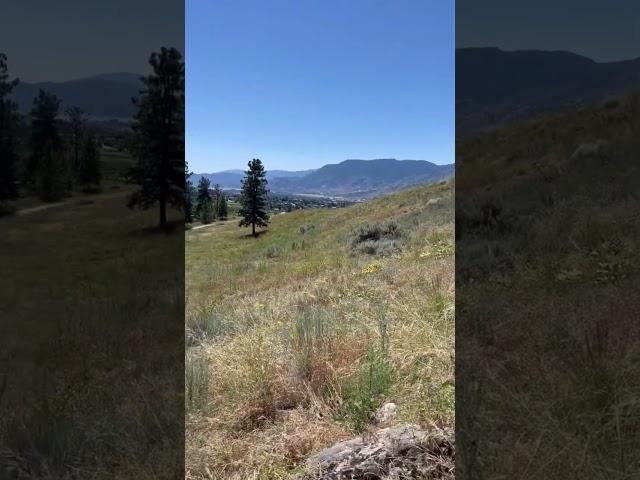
[190,220,234,231]
[15,191,129,216]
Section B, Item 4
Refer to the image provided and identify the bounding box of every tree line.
[0,47,187,230]
[1,46,272,235]
[185,158,270,237]
[185,175,228,224]
[0,53,100,209]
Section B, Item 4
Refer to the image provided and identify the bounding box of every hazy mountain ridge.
[190,169,314,190]
[457,47,640,132]
[192,159,454,199]
[11,72,144,119]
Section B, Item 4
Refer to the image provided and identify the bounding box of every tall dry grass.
[185,181,455,478]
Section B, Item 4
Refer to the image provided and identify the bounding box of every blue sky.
[186,0,454,172]
[2,0,183,82]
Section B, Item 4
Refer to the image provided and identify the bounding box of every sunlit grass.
[185,180,454,479]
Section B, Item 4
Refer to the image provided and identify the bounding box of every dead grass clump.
[186,409,352,480]
[185,349,211,413]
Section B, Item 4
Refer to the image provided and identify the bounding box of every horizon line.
[191,158,455,174]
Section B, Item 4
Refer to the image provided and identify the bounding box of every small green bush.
[340,347,394,432]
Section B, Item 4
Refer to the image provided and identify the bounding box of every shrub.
[349,222,404,257]
[299,223,316,235]
[340,347,394,432]
[263,244,282,259]
[457,196,512,237]
[187,311,236,340]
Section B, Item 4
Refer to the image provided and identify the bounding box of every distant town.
[224,190,355,212]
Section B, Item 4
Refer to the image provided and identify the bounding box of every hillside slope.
[270,159,454,198]
[456,91,640,477]
[185,181,454,479]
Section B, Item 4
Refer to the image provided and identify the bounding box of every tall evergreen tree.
[239,158,269,237]
[29,89,67,201]
[195,176,214,222]
[65,105,87,177]
[217,191,228,220]
[199,197,215,224]
[185,161,194,223]
[127,47,185,228]
[78,130,101,190]
[0,53,19,201]
[212,183,223,212]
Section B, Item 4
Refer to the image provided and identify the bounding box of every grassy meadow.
[185,180,455,479]
[456,92,640,478]
[0,153,184,478]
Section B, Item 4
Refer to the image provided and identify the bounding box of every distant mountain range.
[192,159,454,199]
[457,47,640,132]
[11,72,143,119]
[190,169,313,190]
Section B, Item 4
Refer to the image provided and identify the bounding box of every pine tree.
[65,105,86,178]
[29,89,67,202]
[212,183,222,212]
[0,53,19,202]
[217,191,228,220]
[199,197,215,224]
[78,130,101,190]
[127,47,185,228]
[185,161,194,223]
[239,158,269,237]
[195,176,213,221]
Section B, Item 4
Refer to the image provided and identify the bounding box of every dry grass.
[456,91,640,478]
[185,181,455,478]
[0,190,184,478]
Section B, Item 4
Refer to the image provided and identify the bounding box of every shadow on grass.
[133,219,186,236]
[240,229,269,239]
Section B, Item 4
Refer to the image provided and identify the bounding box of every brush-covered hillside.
[457,91,640,478]
[185,180,455,479]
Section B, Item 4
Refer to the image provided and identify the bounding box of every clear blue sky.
[186,0,454,173]
[2,0,183,82]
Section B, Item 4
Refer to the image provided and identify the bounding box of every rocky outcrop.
[299,425,454,480]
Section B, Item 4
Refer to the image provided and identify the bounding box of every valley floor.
[185,180,455,479]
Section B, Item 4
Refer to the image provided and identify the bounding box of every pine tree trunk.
[252,222,256,237]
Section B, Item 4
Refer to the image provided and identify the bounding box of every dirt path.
[190,220,233,231]
[15,191,129,216]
